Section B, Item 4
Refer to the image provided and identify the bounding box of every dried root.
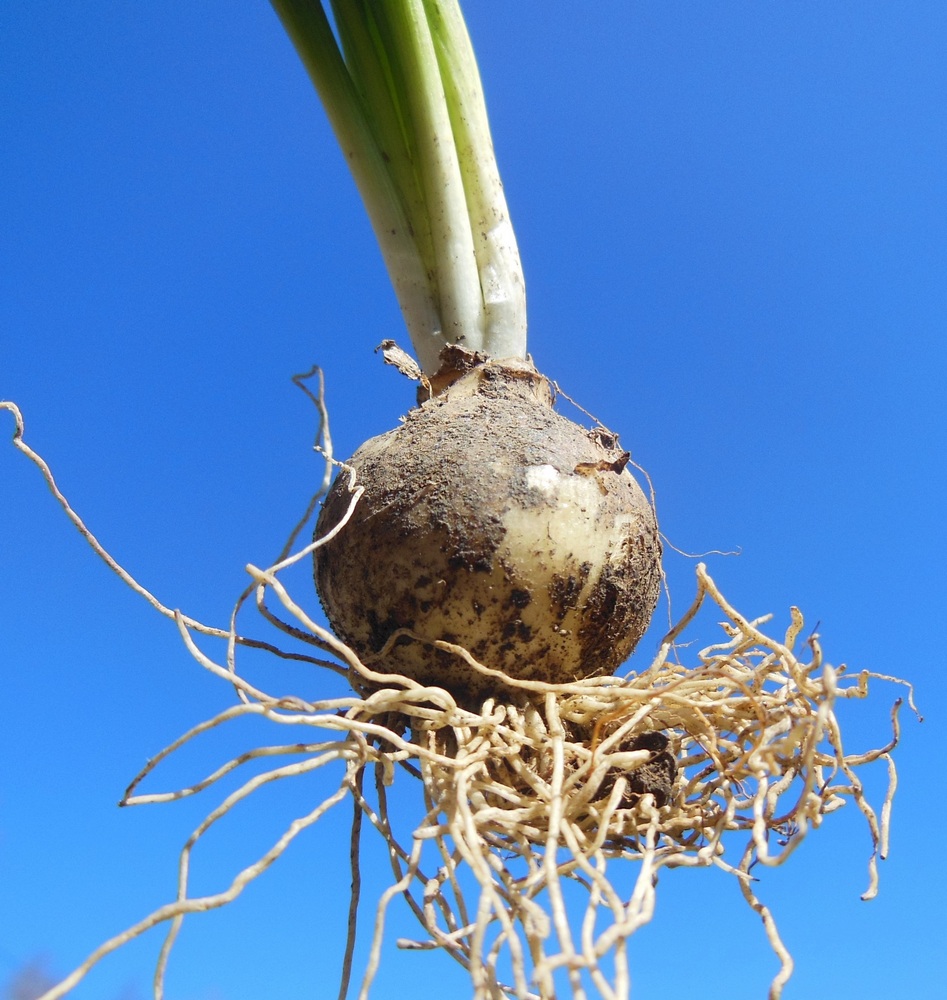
[1,385,918,1000]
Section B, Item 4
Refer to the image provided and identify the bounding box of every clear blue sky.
[2,3,945,998]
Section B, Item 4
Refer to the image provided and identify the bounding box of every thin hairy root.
[37,777,352,1000]
[738,845,794,1000]
[338,765,366,1000]
[4,386,917,1000]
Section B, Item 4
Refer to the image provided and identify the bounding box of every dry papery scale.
[3,379,917,1000]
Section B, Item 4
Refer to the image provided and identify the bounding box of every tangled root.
[2,383,918,1000]
[310,565,913,1000]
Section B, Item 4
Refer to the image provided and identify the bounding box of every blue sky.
[2,3,945,998]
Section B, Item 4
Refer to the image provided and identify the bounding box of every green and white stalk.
[271,0,526,374]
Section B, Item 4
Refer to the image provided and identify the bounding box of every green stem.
[382,0,484,350]
[270,0,526,373]
[271,0,442,370]
[425,0,525,357]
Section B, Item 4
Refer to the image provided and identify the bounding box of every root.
[1,386,919,1000]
